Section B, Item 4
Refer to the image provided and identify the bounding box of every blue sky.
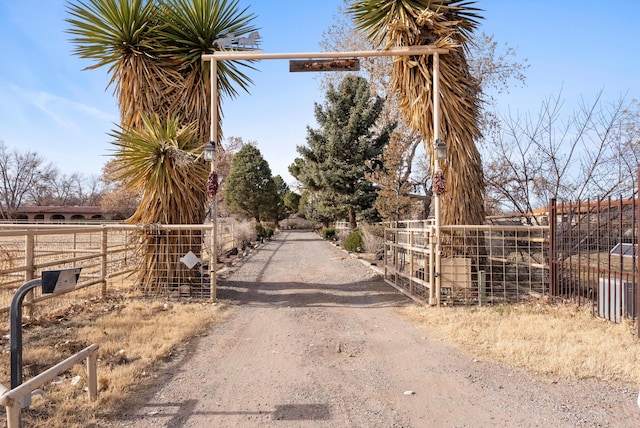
[1,1,639,185]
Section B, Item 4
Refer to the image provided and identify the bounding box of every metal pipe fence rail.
[385,203,640,334]
[4,212,637,327]
[0,343,99,428]
[383,221,549,306]
[0,223,236,313]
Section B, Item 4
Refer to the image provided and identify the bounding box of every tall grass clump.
[361,224,384,255]
[234,220,257,248]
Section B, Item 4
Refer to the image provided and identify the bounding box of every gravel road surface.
[114,229,640,427]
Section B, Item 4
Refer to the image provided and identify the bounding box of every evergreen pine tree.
[225,144,276,222]
[290,75,393,228]
[269,175,290,225]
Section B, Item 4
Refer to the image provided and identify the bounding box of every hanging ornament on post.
[433,169,446,196]
[207,171,218,196]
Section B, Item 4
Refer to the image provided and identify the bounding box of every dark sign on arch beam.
[290,58,360,72]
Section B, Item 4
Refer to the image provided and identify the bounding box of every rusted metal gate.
[548,196,639,332]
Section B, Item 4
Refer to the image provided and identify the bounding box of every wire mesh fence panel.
[384,197,638,327]
[383,221,549,306]
[439,225,549,305]
[383,221,436,303]
[0,222,238,314]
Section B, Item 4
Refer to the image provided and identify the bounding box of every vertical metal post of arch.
[432,52,442,307]
[209,58,218,301]
[203,46,448,300]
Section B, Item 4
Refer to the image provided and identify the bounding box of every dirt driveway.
[115,230,640,427]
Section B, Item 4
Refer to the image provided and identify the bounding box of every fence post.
[87,351,98,401]
[409,230,414,297]
[101,226,108,298]
[548,198,557,297]
[383,227,388,282]
[428,224,436,305]
[24,233,35,318]
[478,270,486,306]
[392,225,397,288]
[211,221,217,301]
[24,234,34,282]
[637,166,640,338]
[6,403,20,428]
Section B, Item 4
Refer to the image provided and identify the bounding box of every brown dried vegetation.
[0,293,232,427]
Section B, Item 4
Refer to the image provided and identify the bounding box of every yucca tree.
[157,0,258,147]
[67,0,258,138]
[68,0,257,220]
[349,0,485,227]
[67,0,258,294]
[110,114,208,225]
[67,0,172,130]
[111,114,208,294]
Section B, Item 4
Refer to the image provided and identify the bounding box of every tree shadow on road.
[217,278,411,308]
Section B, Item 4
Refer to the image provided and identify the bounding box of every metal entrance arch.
[202,46,448,304]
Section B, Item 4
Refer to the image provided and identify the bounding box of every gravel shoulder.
[113,229,640,427]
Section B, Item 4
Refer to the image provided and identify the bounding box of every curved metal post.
[10,279,42,389]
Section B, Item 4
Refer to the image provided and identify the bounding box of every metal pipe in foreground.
[10,279,42,390]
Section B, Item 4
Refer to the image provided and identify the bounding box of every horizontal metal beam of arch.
[202,45,448,61]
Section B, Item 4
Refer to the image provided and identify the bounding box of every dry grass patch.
[0,294,233,427]
[399,300,640,387]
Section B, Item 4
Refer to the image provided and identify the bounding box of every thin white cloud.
[19,86,116,133]
[0,83,117,175]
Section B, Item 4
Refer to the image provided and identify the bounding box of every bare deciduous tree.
[365,133,418,221]
[484,90,640,218]
[0,141,55,218]
[100,159,140,220]
[468,33,529,142]
[81,174,105,206]
[29,169,104,207]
